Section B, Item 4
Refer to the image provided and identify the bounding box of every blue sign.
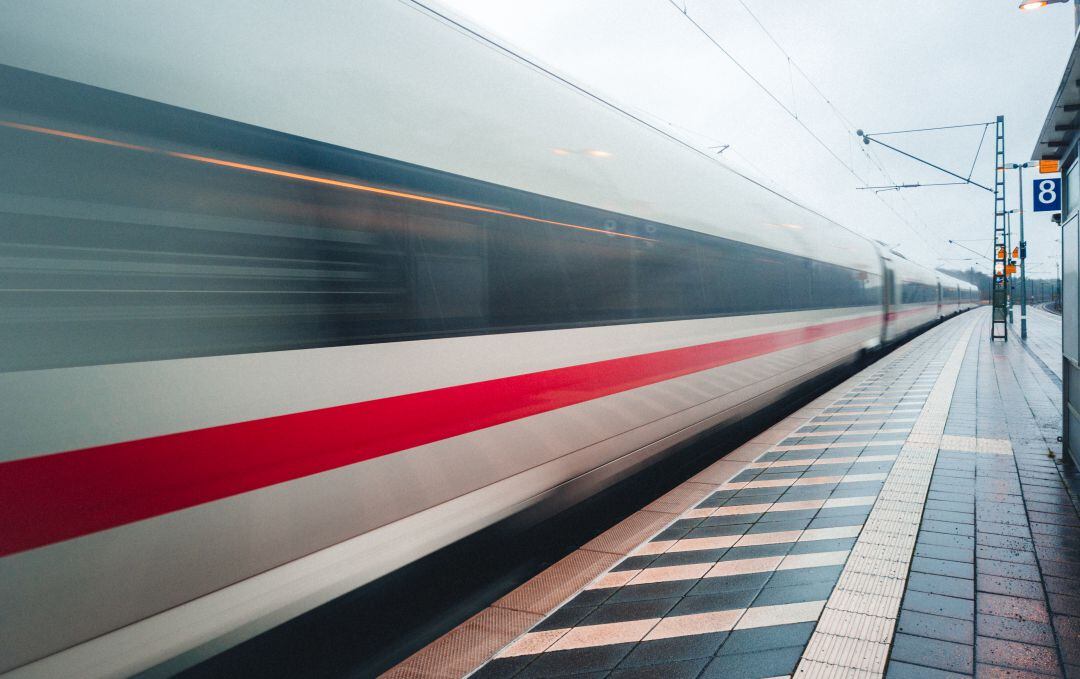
[1033,177,1062,212]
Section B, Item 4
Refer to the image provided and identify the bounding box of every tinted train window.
[901,282,937,304]
[0,65,883,371]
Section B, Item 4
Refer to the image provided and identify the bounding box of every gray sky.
[440,0,1075,279]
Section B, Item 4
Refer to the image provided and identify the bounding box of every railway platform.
[385,307,1080,679]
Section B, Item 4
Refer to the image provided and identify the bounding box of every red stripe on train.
[0,313,884,557]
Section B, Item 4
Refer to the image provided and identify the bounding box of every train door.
[882,265,894,343]
[937,282,943,318]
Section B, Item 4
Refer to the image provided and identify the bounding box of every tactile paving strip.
[795,314,978,678]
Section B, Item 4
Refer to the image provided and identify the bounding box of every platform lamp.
[1019,0,1080,31]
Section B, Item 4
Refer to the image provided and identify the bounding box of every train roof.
[0,0,926,276]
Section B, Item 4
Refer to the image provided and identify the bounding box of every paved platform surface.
[386,308,1080,679]
[1015,306,1063,384]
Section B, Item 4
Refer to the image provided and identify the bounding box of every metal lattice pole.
[991,115,1008,341]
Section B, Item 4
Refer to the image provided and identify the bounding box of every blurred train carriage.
[0,1,978,676]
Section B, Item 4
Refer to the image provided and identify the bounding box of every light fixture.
[1018,0,1068,11]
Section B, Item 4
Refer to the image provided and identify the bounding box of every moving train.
[0,1,978,676]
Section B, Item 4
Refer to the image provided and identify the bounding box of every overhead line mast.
[854,119,1007,340]
[992,116,1009,341]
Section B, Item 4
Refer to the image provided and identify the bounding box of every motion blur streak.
[0,119,654,243]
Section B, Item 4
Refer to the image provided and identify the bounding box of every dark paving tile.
[890,633,973,674]
[752,580,835,606]
[719,543,793,561]
[921,531,977,550]
[617,633,727,668]
[718,621,816,654]
[607,580,696,604]
[977,613,1057,647]
[614,555,658,572]
[977,558,1041,582]
[924,510,976,525]
[897,609,974,645]
[669,589,756,616]
[518,643,636,677]
[652,526,693,541]
[535,605,595,631]
[610,658,710,679]
[916,542,975,564]
[649,549,728,568]
[686,524,751,539]
[1044,575,1080,596]
[976,532,1034,551]
[756,508,819,523]
[764,565,843,588]
[1055,614,1080,666]
[886,660,970,679]
[930,491,977,503]
[1049,592,1080,617]
[565,588,616,608]
[976,545,1038,565]
[745,519,810,534]
[806,514,866,530]
[976,593,1050,623]
[471,656,532,679]
[787,537,857,554]
[903,591,975,621]
[1041,558,1080,579]
[926,499,976,514]
[978,522,1033,539]
[912,555,975,580]
[974,661,1059,678]
[814,504,872,519]
[686,571,772,597]
[702,645,802,678]
[908,572,975,599]
[579,598,678,626]
[975,635,1062,676]
[975,574,1044,600]
[702,513,763,527]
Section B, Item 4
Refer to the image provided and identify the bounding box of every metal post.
[1007,212,1014,324]
[1019,164,1028,339]
[991,115,1008,340]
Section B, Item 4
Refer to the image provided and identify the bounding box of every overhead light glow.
[1019,1,1048,10]
[551,148,570,156]
[586,149,613,158]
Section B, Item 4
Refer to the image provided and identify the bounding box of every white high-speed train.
[0,1,978,676]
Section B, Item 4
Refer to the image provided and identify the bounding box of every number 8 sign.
[1033,177,1062,212]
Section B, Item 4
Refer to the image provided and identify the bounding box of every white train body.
[0,1,978,676]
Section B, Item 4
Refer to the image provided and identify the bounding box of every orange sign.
[1005,264,1017,275]
[1039,159,1060,174]
[1012,247,1019,259]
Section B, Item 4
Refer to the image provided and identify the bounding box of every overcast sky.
[440,0,1075,279]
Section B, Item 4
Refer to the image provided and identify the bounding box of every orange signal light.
[1012,247,1019,259]
[1039,159,1060,174]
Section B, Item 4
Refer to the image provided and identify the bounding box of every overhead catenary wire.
[668,0,940,256]
[406,0,873,244]
[966,123,991,181]
[733,0,977,261]
[864,122,997,136]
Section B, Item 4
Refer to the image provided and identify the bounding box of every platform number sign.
[1033,177,1062,212]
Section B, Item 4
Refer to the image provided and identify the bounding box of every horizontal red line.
[0,313,883,557]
